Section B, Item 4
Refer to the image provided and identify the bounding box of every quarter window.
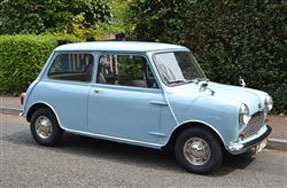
[48,53,94,82]
[97,54,158,88]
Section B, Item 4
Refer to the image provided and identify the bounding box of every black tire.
[30,108,63,146]
[174,127,223,174]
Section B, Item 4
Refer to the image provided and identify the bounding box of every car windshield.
[154,51,207,86]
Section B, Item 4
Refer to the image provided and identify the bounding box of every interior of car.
[97,54,158,88]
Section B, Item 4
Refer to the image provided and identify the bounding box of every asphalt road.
[1,114,286,187]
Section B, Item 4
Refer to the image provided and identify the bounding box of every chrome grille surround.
[243,111,264,138]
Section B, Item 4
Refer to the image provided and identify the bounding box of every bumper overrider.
[228,125,272,154]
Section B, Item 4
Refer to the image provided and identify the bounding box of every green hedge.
[0,35,81,95]
[129,0,287,114]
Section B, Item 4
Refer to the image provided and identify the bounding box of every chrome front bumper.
[227,125,272,155]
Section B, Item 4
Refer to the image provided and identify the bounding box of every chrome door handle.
[93,89,102,93]
[149,101,168,106]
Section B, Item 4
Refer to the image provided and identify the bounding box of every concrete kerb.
[0,107,22,116]
[267,138,287,151]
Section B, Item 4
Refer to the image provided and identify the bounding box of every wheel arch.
[26,102,57,123]
[163,120,226,151]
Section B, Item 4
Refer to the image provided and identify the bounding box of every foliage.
[70,0,112,40]
[129,0,287,114]
[107,0,136,35]
[0,35,81,95]
[0,0,111,37]
[70,13,105,40]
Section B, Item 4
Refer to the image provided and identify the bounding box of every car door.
[88,53,166,144]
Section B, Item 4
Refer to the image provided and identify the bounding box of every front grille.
[243,111,264,138]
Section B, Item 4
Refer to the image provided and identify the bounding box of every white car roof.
[54,41,188,52]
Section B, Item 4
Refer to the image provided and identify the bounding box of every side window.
[97,54,158,89]
[48,53,94,82]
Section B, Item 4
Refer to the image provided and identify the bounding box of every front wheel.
[30,108,63,146]
[174,127,223,174]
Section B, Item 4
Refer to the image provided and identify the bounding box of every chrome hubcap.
[183,137,211,166]
[35,116,52,139]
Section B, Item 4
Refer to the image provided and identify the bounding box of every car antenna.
[239,76,246,87]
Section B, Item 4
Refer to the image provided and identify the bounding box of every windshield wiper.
[187,78,209,84]
[167,79,186,85]
[167,78,209,85]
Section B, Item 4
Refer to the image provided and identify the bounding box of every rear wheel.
[174,127,223,174]
[30,108,63,146]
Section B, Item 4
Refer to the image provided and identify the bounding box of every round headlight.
[239,103,250,127]
[265,95,273,111]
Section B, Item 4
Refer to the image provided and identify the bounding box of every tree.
[0,0,111,35]
[128,0,287,113]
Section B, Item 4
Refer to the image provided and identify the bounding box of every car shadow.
[2,130,256,176]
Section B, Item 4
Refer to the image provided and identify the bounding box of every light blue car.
[21,42,273,174]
